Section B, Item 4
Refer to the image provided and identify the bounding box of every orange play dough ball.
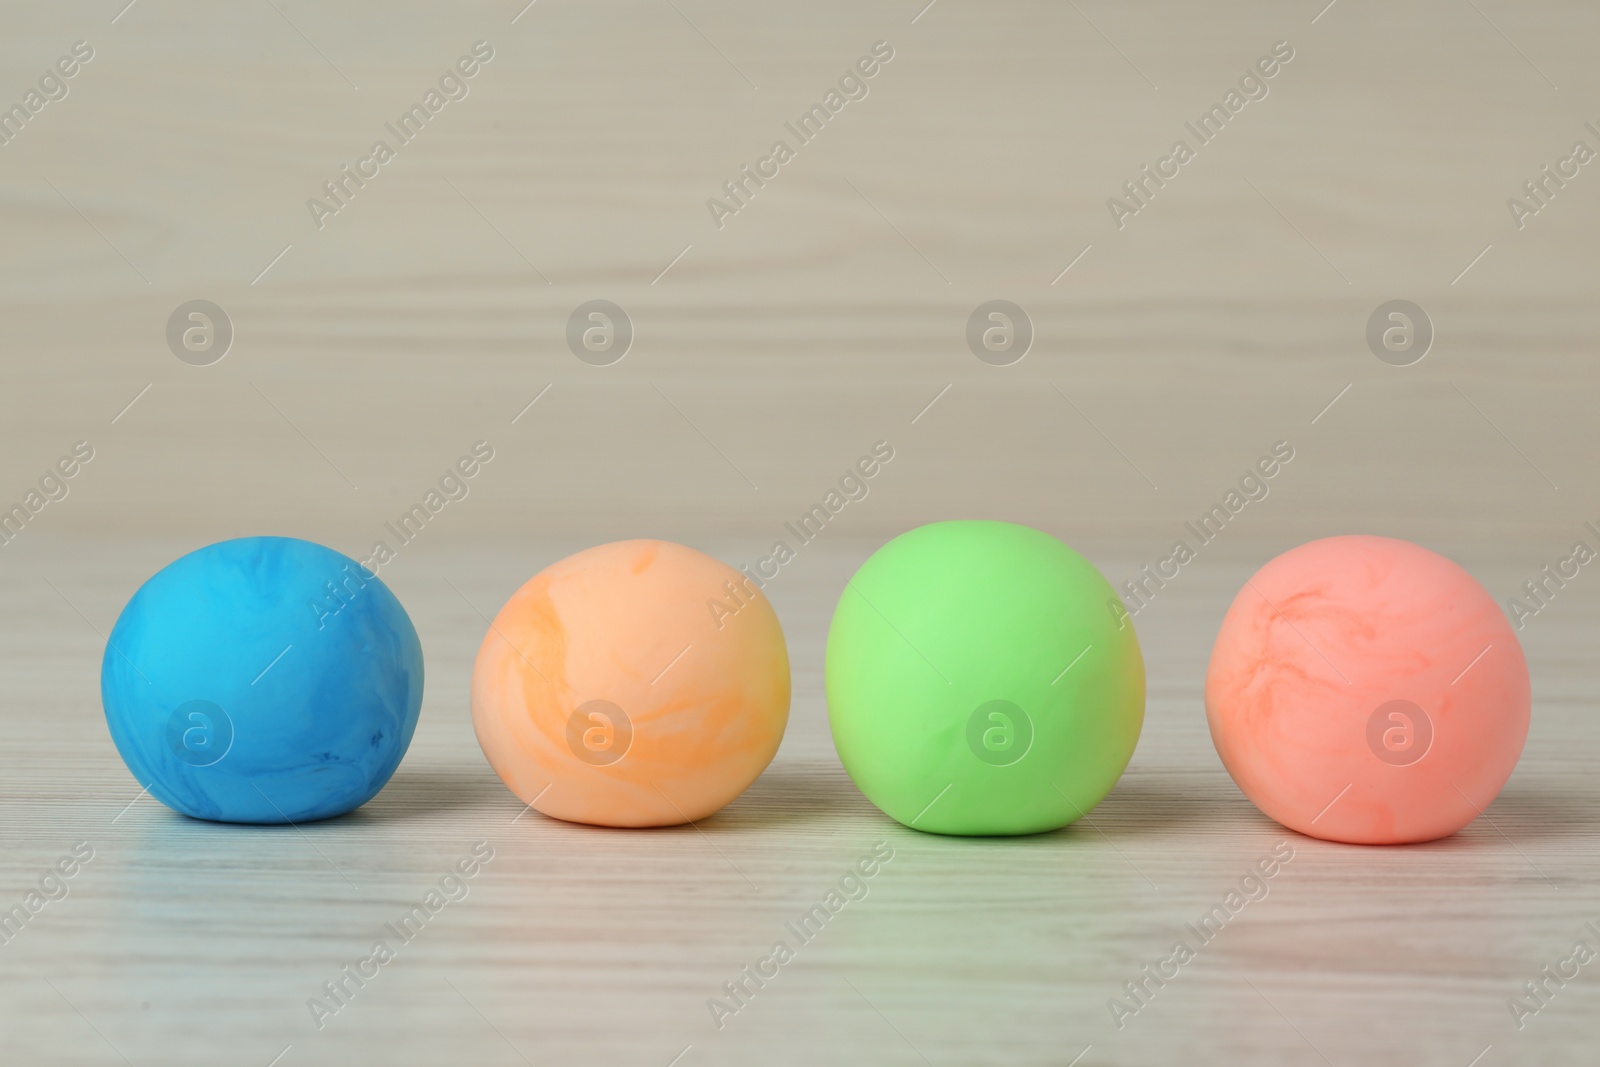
[470,540,790,827]
[1205,535,1530,845]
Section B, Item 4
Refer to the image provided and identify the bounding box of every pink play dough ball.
[1205,535,1530,845]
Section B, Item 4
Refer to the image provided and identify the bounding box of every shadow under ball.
[825,521,1146,836]
[1205,535,1531,845]
[100,537,424,824]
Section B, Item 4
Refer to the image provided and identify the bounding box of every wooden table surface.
[3,2,1598,1064]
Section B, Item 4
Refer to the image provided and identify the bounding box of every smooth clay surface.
[470,540,791,827]
[100,537,425,824]
[826,521,1145,836]
[1205,535,1530,844]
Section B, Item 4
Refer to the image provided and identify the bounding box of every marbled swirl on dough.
[471,539,790,827]
[1205,535,1530,844]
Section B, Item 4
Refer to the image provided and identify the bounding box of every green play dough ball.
[825,521,1145,836]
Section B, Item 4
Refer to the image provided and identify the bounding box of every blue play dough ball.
[101,536,424,824]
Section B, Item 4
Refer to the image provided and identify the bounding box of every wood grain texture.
[2,1,1598,1064]
[4,536,1597,1066]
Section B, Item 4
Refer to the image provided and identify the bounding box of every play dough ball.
[825,521,1145,836]
[101,537,424,824]
[1205,535,1530,845]
[470,540,790,827]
